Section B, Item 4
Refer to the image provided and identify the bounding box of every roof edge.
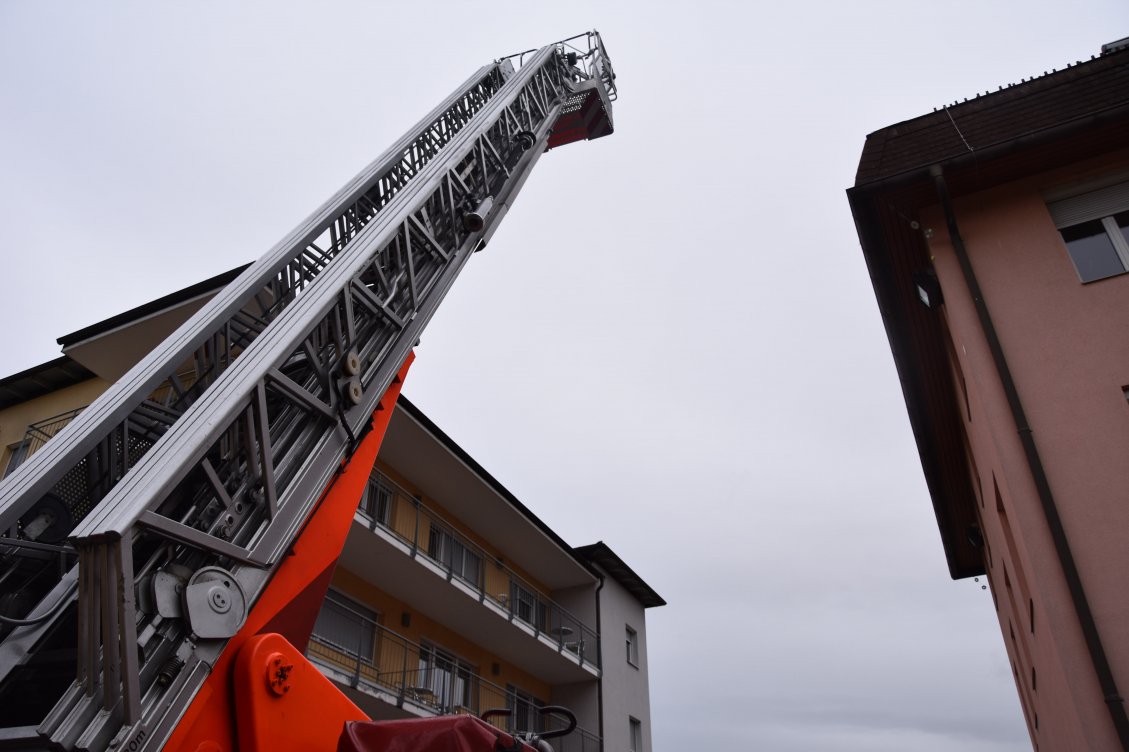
[394,395,595,578]
[57,264,252,348]
[574,541,666,608]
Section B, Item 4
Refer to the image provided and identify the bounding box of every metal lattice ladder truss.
[0,32,615,751]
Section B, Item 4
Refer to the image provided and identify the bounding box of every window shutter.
[1048,180,1129,227]
[314,593,376,657]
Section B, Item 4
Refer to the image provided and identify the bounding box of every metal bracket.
[183,566,247,640]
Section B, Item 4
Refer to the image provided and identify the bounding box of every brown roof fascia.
[848,190,983,579]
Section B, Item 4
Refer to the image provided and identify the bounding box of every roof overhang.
[847,47,1129,579]
[57,265,250,381]
[379,397,597,591]
[0,357,97,410]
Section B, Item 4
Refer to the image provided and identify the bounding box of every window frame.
[362,472,393,526]
[418,641,474,710]
[427,525,483,587]
[506,683,546,734]
[312,590,379,665]
[629,716,643,752]
[626,625,639,667]
[1048,180,1129,283]
[509,581,549,631]
[3,440,30,479]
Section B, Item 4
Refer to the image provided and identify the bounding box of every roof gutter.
[932,165,1129,750]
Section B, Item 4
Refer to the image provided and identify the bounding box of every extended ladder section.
[0,32,615,751]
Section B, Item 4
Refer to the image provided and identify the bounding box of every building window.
[1058,214,1129,281]
[506,685,545,733]
[312,591,378,663]
[1048,181,1129,283]
[629,717,643,752]
[428,526,482,587]
[362,472,393,525]
[509,581,548,631]
[3,440,30,479]
[626,625,639,666]
[419,642,472,711]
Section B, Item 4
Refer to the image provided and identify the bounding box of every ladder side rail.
[0,63,506,538]
[121,48,570,752]
[237,60,566,573]
[0,59,508,725]
[69,46,560,543]
[32,46,573,752]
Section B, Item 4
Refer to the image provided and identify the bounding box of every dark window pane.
[1115,211,1129,248]
[462,550,481,586]
[3,441,30,479]
[362,476,391,523]
[1060,219,1125,282]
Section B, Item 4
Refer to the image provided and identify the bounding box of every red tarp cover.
[338,716,532,752]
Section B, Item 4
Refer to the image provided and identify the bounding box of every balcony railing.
[357,471,600,670]
[24,407,85,453]
[8,376,193,474]
[308,596,602,752]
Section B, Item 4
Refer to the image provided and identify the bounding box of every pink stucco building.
[848,39,1129,751]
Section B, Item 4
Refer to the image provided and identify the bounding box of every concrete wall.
[921,149,1129,750]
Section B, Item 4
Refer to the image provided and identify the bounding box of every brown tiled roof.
[856,46,1129,186]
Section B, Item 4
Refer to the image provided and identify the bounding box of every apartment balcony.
[308,598,603,752]
[338,471,600,683]
[3,408,85,478]
[4,377,187,477]
[6,400,599,683]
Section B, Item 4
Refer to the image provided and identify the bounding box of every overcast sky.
[2,3,1127,750]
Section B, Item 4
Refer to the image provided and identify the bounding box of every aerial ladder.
[0,32,615,751]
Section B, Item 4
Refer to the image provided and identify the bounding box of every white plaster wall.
[552,583,599,630]
[595,568,652,752]
[551,680,600,740]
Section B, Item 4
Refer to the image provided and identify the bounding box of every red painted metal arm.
[166,354,413,752]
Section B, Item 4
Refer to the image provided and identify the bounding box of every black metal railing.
[357,471,600,670]
[13,374,195,471]
[22,407,86,458]
[307,598,602,752]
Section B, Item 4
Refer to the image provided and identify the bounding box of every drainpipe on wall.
[594,574,604,749]
[931,165,1129,751]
